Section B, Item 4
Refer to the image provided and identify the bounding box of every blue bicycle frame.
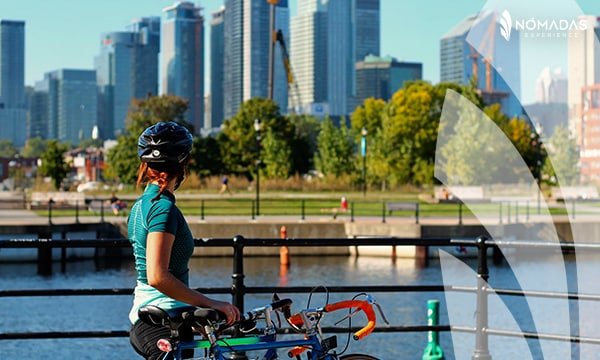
[164,332,336,360]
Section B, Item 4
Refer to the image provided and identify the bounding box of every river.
[0,251,596,359]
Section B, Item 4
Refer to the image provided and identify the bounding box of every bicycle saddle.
[138,305,198,328]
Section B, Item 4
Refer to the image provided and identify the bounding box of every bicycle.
[138,293,387,360]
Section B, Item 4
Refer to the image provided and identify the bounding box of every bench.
[386,202,420,223]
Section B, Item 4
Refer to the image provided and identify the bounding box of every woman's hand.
[210,300,240,325]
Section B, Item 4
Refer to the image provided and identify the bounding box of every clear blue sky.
[1,0,600,104]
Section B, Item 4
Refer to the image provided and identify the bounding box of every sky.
[1,0,600,105]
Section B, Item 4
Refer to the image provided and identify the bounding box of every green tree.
[0,140,17,158]
[220,98,293,179]
[78,137,103,149]
[315,117,355,177]
[288,114,320,175]
[542,125,579,185]
[350,97,386,139]
[21,138,49,158]
[189,136,223,178]
[39,140,71,190]
[262,129,292,179]
[105,95,190,185]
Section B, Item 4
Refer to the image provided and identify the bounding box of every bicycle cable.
[337,292,368,356]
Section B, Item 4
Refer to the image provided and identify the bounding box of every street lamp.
[361,127,368,197]
[254,119,263,216]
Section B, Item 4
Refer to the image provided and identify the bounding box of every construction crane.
[267,0,302,113]
[467,12,508,104]
[275,29,302,113]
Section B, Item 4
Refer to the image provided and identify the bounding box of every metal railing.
[25,197,590,226]
[2,236,600,358]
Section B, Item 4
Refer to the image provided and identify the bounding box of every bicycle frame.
[164,332,336,360]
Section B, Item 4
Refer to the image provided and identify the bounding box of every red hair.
[136,162,186,196]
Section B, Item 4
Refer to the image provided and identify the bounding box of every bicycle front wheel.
[339,354,379,360]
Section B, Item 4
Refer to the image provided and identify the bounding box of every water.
[0,253,595,359]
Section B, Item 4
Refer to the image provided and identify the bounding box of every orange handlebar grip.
[324,300,376,341]
[288,313,304,327]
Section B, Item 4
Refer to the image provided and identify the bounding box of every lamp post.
[254,119,263,216]
[361,127,368,197]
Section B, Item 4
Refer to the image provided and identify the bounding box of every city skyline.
[3,0,600,106]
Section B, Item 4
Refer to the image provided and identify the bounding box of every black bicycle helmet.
[138,121,193,167]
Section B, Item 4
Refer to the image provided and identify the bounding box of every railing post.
[100,200,105,223]
[231,235,245,312]
[515,201,519,223]
[231,235,248,360]
[458,202,463,225]
[415,202,420,224]
[75,200,80,224]
[507,202,511,223]
[37,231,53,276]
[201,200,205,221]
[351,202,355,223]
[301,199,305,221]
[472,236,491,360]
[382,201,386,224]
[499,202,503,225]
[48,198,54,225]
[251,200,255,221]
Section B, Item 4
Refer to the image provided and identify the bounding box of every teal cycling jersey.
[127,184,195,323]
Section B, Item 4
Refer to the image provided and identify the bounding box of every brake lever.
[365,295,390,325]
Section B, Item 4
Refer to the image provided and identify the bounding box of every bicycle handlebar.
[240,298,293,322]
[287,299,377,341]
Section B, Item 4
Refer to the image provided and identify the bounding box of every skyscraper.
[95,17,160,139]
[224,0,243,120]
[291,0,379,117]
[290,0,329,115]
[568,16,600,182]
[242,0,289,112]
[0,20,26,146]
[440,13,522,117]
[162,2,204,133]
[355,0,380,61]
[355,55,422,103]
[210,7,225,129]
[40,69,97,145]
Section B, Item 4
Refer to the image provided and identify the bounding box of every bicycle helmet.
[138,121,193,167]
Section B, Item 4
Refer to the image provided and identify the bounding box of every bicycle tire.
[339,354,379,360]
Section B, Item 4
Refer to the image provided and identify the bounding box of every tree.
[105,95,190,185]
[350,97,386,140]
[189,135,223,178]
[39,140,71,190]
[288,114,320,175]
[21,138,49,158]
[542,125,579,185]
[315,117,355,177]
[220,98,293,179]
[0,140,17,158]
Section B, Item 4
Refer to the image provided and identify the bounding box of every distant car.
[77,181,104,193]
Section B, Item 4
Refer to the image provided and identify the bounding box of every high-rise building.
[535,67,567,104]
[224,0,243,119]
[95,17,160,139]
[291,0,379,117]
[222,0,289,119]
[440,13,522,117]
[210,7,225,129]
[355,55,422,103]
[355,0,380,62]
[290,0,329,116]
[568,16,600,182]
[162,2,204,133]
[0,20,26,146]
[243,0,289,112]
[39,69,97,145]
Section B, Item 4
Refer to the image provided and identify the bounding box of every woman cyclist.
[128,121,240,359]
